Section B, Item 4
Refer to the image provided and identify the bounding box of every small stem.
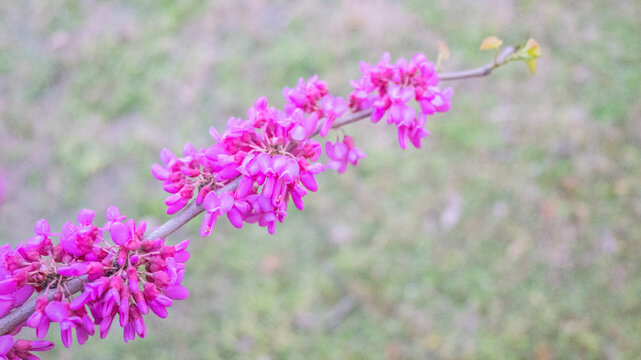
[439,46,515,81]
[310,109,374,138]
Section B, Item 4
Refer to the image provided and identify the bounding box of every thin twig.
[310,109,374,138]
[439,46,516,81]
[145,177,241,240]
[0,49,516,335]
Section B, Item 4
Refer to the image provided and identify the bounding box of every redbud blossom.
[1,207,190,356]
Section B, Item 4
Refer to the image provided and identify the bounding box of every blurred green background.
[1,0,640,359]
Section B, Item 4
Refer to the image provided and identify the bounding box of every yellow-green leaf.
[480,36,503,50]
[524,38,541,58]
[525,58,537,74]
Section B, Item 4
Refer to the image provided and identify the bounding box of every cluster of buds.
[152,53,451,236]
[349,52,452,149]
[0,207,189,358]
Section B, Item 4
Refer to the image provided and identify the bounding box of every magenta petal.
[105,205,123,222]
[57,263,88,277]
[100,316,115,339]
[166,198,188,215]
[299,172,318,192]
[175,239,189,252]
[45,301,68,322]
[12,285,34,307]
[333,142,348,159]
[77,328,89,345]
[290,125,306,141]
[123,323,135,343]
[119,301,129,328]
[61,327,73,348]
[236,177,254,199]
[0,298,12,318]
[200,212,217,237]
[0,335,13,355]
[203,192,219,211]
[34,219,50,236]
[272,155,287,174]
[227,208,244,229]
[37,319,51,339]
[219,193,235,213]
[163,182,182,194]
[164,193,182,206]
[291,191,304,211]
[0,279,16,295]
[209,126,221,141]
[159,148,175,165]
[149,303,168,318]
[256,153,272,173]
[26,311,41,330]
[30,341,55,352]
[216,165,240,180]
[242,154,260,176]
[182,142,196,157]
[284,159,300,178]
[320,119,333,137]
[175,249,190,263]
[307,163,325,174]
[110,222,131,246]
[163,285,189,300]
[304,113,319,135]
[325,141,336,158]
[77,209,95,225]
[155,295,173,307]
[151,164,170,180]
[70,291,92,310]
[262,177,275,198]
[397,126,408,149]
[327,160,345,173]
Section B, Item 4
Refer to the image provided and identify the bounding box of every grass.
[1,0,640,358]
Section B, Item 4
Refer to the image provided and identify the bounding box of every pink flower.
[348,52,452,149]
[200,191,235,236]
[45,301,80,348]
[283,76,329,115]
[151,144,205,215]
[109,218,145,251]
[59,209,101,257]
[2,206,190,353]
[325,135,366,173]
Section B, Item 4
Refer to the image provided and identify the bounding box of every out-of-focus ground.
[1,0,640,359]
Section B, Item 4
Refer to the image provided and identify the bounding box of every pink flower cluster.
[325,135,366,174]
[152,53,451,237]
[349,52,453,149]
[283,76,348,137]
[152,77,351,236]
[0,207,189,358]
